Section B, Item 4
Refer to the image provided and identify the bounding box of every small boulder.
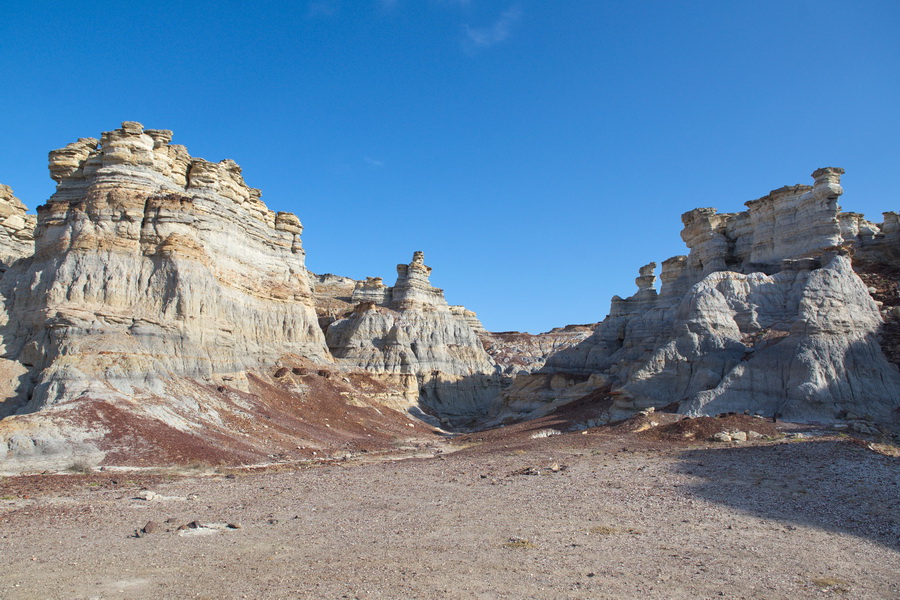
[142,521,161,534]
[713,432,732,442]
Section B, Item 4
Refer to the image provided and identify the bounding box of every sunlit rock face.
[502,168,900,425]
[0,122,329,413]
[325,252,503,427]
[0,185,36,272]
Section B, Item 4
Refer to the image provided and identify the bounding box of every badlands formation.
[0,122,898,469]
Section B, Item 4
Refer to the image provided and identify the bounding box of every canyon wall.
[500,168,900,426]
[1,125,897,469]
[0,123,523,467]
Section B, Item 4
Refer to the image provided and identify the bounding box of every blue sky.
[1,1,898,332]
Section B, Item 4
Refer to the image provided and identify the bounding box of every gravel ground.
[1,433,898,599]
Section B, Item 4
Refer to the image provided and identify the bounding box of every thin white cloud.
[462,5,521,53]
[307,0,340,18]
[364,157,385,167]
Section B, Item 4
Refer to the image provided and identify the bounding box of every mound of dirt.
[641,413,780,442]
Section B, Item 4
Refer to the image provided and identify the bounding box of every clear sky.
[1,1,898,333]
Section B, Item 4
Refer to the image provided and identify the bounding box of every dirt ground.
[1,425,898,600]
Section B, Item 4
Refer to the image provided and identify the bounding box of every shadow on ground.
[672,440,900,551]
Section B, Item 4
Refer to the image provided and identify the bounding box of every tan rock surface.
[0,123,342,463]
[1,122,330,415]
[479,324,597,376]
[0,184,36,271]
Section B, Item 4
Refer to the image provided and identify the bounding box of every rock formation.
[478,324,597,376]
[501,168,900,426]
[1,123,897,470]
[324,252,503,426]
[0,185,36,272]
[0,122,329,426]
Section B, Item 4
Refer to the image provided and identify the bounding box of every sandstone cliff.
[323,252,503,427]
[2,123,334,415]
[500,168,900,427]
[0,185,36,272]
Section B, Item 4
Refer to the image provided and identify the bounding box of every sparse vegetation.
[66,460,94,474]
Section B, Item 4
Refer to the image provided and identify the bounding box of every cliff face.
[0,124,516,466]
[0,185,37,272]
[501,168,900,426]
[478,325,597,376]
[0,122,329,415]
[324,252,503,427]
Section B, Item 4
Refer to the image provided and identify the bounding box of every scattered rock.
[142,521,161,534]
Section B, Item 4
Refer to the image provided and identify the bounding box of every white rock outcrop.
[325,252,503,426]
[502,168,900,425]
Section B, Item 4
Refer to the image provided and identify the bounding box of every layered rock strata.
[0,185,36,271]
[0,122,329,415]
[325,252,503,426]
[502,168,900,425]
[479,324,597,376]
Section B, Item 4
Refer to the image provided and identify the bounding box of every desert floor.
[1,424,898,600]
